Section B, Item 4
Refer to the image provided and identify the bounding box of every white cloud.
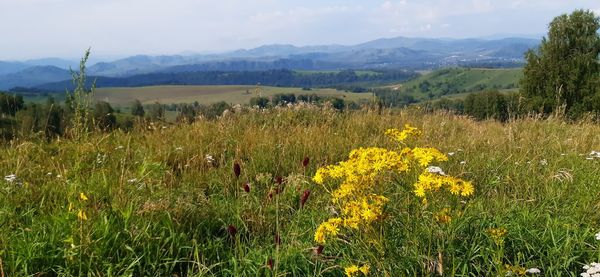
[0,0,598,59]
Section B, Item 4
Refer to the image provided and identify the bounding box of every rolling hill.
[380,67,522,100]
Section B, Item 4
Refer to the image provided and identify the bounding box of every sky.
[1,0,599,60]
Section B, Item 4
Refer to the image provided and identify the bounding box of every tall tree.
[521,9,600,117]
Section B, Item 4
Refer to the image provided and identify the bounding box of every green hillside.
[384,67,522,100]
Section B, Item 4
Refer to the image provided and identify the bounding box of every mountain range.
[0,36,539,90]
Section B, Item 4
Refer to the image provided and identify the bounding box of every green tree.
[521,9,600,117]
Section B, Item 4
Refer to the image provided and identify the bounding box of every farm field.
[94,85,373,106]
[1,107,599,276]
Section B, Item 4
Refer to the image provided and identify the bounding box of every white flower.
[525,268,541,274]
[460,161,467,165]
[582,263,600,276]
[205,154,215,164]
[540,159,548,166]
[426,166,446,175]
[175,147,183,151]
[595,232,600,240]
[115,145,125,150]
[447,152,455,156]
[127,178,138,183]
[4,174,17,183]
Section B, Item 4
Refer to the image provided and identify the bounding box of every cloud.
[0,0,598,59]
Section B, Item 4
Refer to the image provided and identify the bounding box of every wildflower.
[227,224,237,237]
[581,262,600,277]
[345,265,360,277]
[314,218,342,244]
[175,146,183,151]
[300,189,311,208]
[313,245,324,255]
[4,174,17,183]
[460,161,467,165]
[595,231,600,240]
[525,268,541,274]
[205,154,215,164]
[426,166,446,175]
[359,264,370,275]
[79,192,88,201]
[233,162,241,178]
[275,176,283,185]
[127,178,138,183]
[302,156,310,167]
[243,183,251,193]
[540,159,548,166]
[487,227,507,245]
[77,209,88,221]
[267,258,274,270]
[448,152,455,156]
[385,124,422,142]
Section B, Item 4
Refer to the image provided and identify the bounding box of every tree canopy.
[521,9,600,117]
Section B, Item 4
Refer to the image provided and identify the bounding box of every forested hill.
[31,69,417,92]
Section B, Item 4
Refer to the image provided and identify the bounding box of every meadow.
[1,105,600,276]
[93,85,373,107]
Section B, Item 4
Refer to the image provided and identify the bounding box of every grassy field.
[1,106,600,276]
[384,68,523,100]
[94,85,374,107]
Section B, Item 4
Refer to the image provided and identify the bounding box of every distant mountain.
[0,61,30,75]
[24,58,79,69]
[0,66,71,90]
[83,36,539,77]
[1,36,540,90]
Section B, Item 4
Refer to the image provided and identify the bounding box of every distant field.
[294,70,382,77]
[94,85,374,106]
[382,67,523,100]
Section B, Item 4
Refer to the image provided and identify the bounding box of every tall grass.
[0,106,599,275]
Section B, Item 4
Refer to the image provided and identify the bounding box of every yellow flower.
[385,124,422,143]
[461,182,474,196]
[79,192,89,201]
[345,265,360,277]
[77,209,88,221]
[359,264,370,275]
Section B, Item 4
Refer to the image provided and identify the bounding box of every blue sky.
[1,0,599,60]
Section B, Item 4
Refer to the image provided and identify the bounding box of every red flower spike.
[302,156,310,167]
[275,176,283,185]
[300,189,311,208]
[233,162,241,178]
[267,258,274,270]
[243,183,251,193]
[227,224,237,237]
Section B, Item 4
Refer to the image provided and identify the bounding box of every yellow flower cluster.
[411,147,448,167]
[487,227,508,245]
[345,264,370,276]
[313,147,405,243]
[314,218,342,244]
[413,171,474,198]
[313,125,474,246]
[385,124,422,143]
